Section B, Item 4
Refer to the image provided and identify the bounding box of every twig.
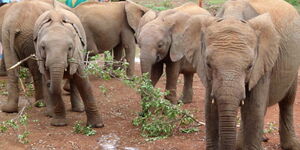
[8,54,37,71]
[19,78,26,93]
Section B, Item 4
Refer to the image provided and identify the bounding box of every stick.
[19,78,26,93]
[7,54,36,71]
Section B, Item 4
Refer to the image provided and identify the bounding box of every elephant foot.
[51,118,67,126]
[1,102,18,113]
[87,116,104,128]
[180,95,192,104]
[281,137,300,150]
[44,109,54,117]
[34,99,46,108]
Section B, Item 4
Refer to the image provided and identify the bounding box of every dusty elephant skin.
[172,0,300,149]
[0,0,71,77]
[0,1,55,113]
[137,2,210,104]
[33,5,103,128]
[73,1,149,77]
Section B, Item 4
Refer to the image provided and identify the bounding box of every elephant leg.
[1,68,19,113]
[1,50,19,113]
[165,62,180,104]
[27,59,44,107]
[121,29,135,77]
[73,72,104,128]
[0,56,6,76]
[69,79,84,112]
[50,91,67,126]
[180,73,194,104]
[279,77,300,150]
[150,62,163,86]
[240,75,270,150]
[113,42,124,70]
[205,87,219,150]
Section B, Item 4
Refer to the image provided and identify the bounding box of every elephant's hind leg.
[27,59,44,107]
[121,28,135,77]
[279,76,300,150]
[180,73,194,104]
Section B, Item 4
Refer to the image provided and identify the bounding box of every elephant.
[171,0,300,149]
[136,2,210,104]
[0,3,14,76]
[0,0,70,77]
[1,0,83,113]
[33,4,103,128]
[73,1,149,77]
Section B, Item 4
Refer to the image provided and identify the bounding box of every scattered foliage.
[73,121,96,136]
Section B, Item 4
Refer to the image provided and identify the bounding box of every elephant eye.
[207,62,212,69]
[41,46,46,51]
[247,64,253,71]
[68,46,72,51]
[157,41,164,49]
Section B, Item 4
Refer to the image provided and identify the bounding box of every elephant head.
[33,9,86,95]
[172,5,280,149]
[136,9,193,76]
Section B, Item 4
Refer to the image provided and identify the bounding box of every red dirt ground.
[0,62,299,150]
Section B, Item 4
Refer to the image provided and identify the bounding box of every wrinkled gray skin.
[173,0,300,149]
[0,0,70,77]
[74,1,149,77]
[137,2,210,104]
[33,7,103,128]
[1,0,83,114]
[0,1,52,113]
[0,3,13,76]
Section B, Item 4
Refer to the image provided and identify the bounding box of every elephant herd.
[0,0,300,149]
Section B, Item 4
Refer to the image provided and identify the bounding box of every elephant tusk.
[65,68,67,71]
[212,99,215,104]
[241,100,244,106]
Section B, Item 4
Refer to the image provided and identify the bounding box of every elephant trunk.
[218,98,239,150]
[140,51,156,79]
[49,64,65,95]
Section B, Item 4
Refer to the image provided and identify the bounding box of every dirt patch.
[0,62,299,150]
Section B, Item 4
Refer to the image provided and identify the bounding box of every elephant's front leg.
[50,90,67,126]
[240,75,270,150]
[42,76,53,117]
[181,73,194,104]
[205,86,219,150]
[278,77,300,150]
[165,62,180,104]
[69,79,84,112]
[73,72,104,128]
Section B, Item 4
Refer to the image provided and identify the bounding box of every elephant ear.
[125,0,150,33]
[248,13,280,90]
[172,15,215,87]
[33,13,52,74]
[62,16,87,75]
[166,12,191,62]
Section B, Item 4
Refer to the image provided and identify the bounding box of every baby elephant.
[137,3,210,104]
[33,7,103,128]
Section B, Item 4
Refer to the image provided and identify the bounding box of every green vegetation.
[86,51,200,141]
[0,113,30,144]
[73,121,97,136]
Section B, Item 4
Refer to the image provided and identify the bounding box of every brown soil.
[0,62,299,150]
